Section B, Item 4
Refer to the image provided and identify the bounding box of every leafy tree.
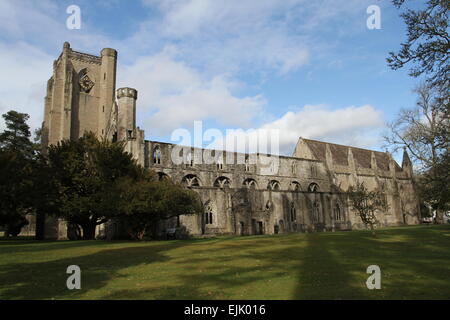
[348,182,389,234]
[46,133,142,239]
[0,110,37,237]
[416,150,450,219]
[116,175,203,240]
[0,111,35,157]
[387,0,449,89]
[0,150,32,236]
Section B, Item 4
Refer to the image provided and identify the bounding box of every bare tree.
[384,83,447,171]
[384,83,449,221]
[348,182,389,235]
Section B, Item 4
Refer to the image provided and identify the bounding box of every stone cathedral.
[37,43,421,239]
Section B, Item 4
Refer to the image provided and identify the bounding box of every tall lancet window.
[153,146,161,164]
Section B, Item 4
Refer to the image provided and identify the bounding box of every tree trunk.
[81,222,97,240]
[435,210,444,224]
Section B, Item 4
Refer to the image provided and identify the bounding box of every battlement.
[117,87,138,100]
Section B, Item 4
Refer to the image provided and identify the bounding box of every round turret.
[117,87,138,100]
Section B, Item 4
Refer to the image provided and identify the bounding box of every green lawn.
[1,225,449,300]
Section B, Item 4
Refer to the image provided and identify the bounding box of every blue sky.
[0,0,425,159]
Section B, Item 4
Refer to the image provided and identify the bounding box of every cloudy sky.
[0,0,423,156]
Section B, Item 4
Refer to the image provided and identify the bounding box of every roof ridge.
[302,138,388,156]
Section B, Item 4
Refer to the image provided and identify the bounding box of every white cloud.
[119,48,266,134]
[0,0,385,149]
[208,104,384,155]
[0,42,53,133]
[259,104,384,154]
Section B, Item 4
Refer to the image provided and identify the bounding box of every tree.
[416,150,450,218]
[116,175,203,240]
[348,182,389,234]
[46,133,142,239]
[0,110,37,237]
[384,83,449,219]
[0,111,35,158]
[387,0,449,89]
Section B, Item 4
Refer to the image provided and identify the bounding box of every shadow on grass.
[1,225,449,300]
[0,241,193,300]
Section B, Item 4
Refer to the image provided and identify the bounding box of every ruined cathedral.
[37,43,421,239]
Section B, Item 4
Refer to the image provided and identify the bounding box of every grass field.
[1,225,449,300]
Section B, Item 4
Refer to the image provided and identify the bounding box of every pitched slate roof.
[302,138,402,171]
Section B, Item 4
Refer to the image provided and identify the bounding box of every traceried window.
[243,178,257,189]
[267,180,281,191]
[182,174,200,187]
[203,201,214,225]
[214,176,231,188]
[308,183,320,193]
[290,181,301,191]
[334,203,342,221]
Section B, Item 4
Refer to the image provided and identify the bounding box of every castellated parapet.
[37,42,421,240]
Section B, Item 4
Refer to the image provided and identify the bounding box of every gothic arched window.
[182,174,200,187]
[203,201,214,225]
[243,178,257,189]
[290,181,301,191]
[268,180,281,191]
[308,183,320,193]
[214,176,231,188]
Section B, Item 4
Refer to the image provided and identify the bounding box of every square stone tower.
[42,42,118,146]
[39,43,147,239]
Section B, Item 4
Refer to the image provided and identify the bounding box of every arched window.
[268,180,281,191]
[214,176,231,188]
[290,202,297,222]
[243,178,257,189]
[334,203,342,221]
[308,183,320,193]
[265,200,273,211]
[290,181,301,191]
[203,201,214,225]
[182,174,200,187]
[153,146,161,164]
